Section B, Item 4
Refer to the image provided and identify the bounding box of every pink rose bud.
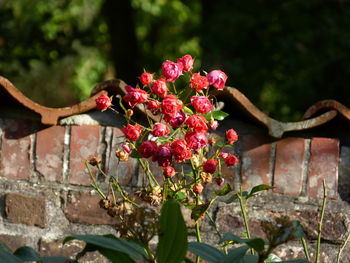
[163,166,176,178]
[164,110,186,128]
[203,159,218,174]
[226,129,238,144]
[218,152,229,159]
[161,95,183,118]
[140,72,154,85]
[153,143,173,167]
[121,124,143,141]
[209,119,218,130]
[171,139,191,162]
[138,141,158,158]
[95,94,112,111]
[225,154,238,167]
[190,73,209,92]
[151,78,168,98]
[152,123,170,137]
[177,54,194,72]
[215,177,225,186]
[207,70,228,90]
[193,183,204,194]
[123,85,148,108]
[185,114,208,133]
[161,60,182,82]
[147,100,161,114]
[185,131,208,150]
[191,96,213,114]
[122,143,132,154]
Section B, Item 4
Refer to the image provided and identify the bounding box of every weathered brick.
[274,138,305,196]
[39,238,104,263]
[308,138,339,199]
[108,128,137,185]
[0,119,32,180]
[69,126,100,185]
[241,135,272,189]
[65,192,116,225]
[0,234,27,252]
[5,193,46,228]
[36,126,65,182]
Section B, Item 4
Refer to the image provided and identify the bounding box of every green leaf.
[246,184,273,200]
[14,246,40,261]
[280,260,310,263]
[191,199,215,222]
[98,248,136,263]
[240,255,259,263]
[183,106,194,115]
[212,111,229,121]
[265,253,282,262]
[130,149,142,158]
[219,246,249,263]
[188,242,225,263]
[214,184,232,196]
[0,247,22,263]
[220,233,265,252]
[41,257,77,263]
[175,191,187,201]
[0,243,12,254]
[291,221,305,239]
[63,235,147,260]
[157,200,187,263]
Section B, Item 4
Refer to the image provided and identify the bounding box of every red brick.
[0,235,27,252]
[241,135,272,189]
[5,193,46,228]
[0,119,32,181]
[308,138,339,199]
[69,126,100,185]
[65,192,116,225]
[36,126,65,182]
[274,138,305,196]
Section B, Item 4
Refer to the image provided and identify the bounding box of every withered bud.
[88,156,101,166]
[208,137,216,145]
[115,150,129,162]
[200,171,212,183]
[99,198,112,210]
[126,109,134,117]
[191,154,201,168]
[107,205,118,217]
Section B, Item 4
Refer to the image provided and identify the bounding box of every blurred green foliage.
[1,0,350,120]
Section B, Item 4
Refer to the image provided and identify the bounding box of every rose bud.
[164,110,186,128]
[207,70,228,90]
[88,156,101,166]
[122,124,142,141]
[153,143,173,167]
[122,143,132,154]
[126,109,134,117]
[225,154,238,166]
[140,72,154,85]
[209,119,218,130]
[191,96,213,114]
[95,94,112,111]
[147,100,161,114]
[163,166,176,178]
[171,139,191,162]
[203,159,218,174]
[193,183,204,194]
[185,131,208,150]
[115,149,129,162]
[226,129,238,144]
[190,73,209,92]
[123,85,148,108]
[152,123,170,137]
[161,60,182,82]
[200,172,212,183]
[218,152,229,159]
[185,114,208,133]
[138,141,157,158]
[215,177,225,186]
[208,137,216,145]
[161,95,183,118]
[177,54,194,72]
[151,78,168,98]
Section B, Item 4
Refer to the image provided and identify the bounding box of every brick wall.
[0,117,350,262]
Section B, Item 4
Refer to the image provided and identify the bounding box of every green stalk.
[195,193,202,263]
[316,180,327,263]
[337,231,350,263]
[85,161,106,199]
[301,237,310,262]
[238,187,254,255]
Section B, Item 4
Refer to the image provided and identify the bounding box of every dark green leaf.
[280,260,310,263]
[246,184,273,199]
[0,243,12,254]
[14,246,40,261]
[239,255,259,263]
[220,233,265,252]
[214,184,232,196]
[291,221,305,239]
[188,242,225,263]
[157,200,187,263]
[184,257,195,263]
[0,247,22,263]
[130,149,142,158]
[98,248,136,263]
[191,199,215,222]
[41,256,77,263]
[175,191,187,200]
[219,246,249,263]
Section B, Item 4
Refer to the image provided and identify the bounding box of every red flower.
[190,73,209,92]
[153,143,173,167]
[225,154,238,166]
[185,131,208,150]
[123,85,148,108]
[140,72,154,85]
[147,100,161,115]
[163,166,176,178]
[138,141,157,158]
[193,183,203,194]
[207,70,228,90]
[226,129,238,144]
[151,78,168,98]
[164,110,186,128]
[191,96,213,114]
[122,124,142,141]
[95,94,112,111]
[203,159,218,174]
[215,177,224,186]
[185,114,208,133]
[171,139,191,162]
[177,54,194,72]
[152,123,170,137]
[161,95,183,118]
[161,60,182,82]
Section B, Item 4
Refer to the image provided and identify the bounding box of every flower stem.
[301,237,310,262]
[195,194,202,263]
[316,180,327,263]
[238,187,254,255]
[337,230,350,263]
[85,161,106,199]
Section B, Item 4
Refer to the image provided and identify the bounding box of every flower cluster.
[95,54,237,205]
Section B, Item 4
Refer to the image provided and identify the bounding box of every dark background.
[1,0,349,121]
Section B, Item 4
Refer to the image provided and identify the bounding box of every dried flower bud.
[116,149,129,162]
[126,109,134,117]
[107,205,118,217]
[193,183,204,194]
[88,156,101,166]
[99,198,112,210]
[200,172,212,183]
[191,154,201,168]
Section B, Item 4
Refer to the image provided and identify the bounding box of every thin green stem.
[85,161,106,199]
[195,194,202,263]
[138,159,159,187]
[238,187,254,255]
[316,180,327,263]
[206,211,222,240]
[337,231,350,263]
[301,237,310,262]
